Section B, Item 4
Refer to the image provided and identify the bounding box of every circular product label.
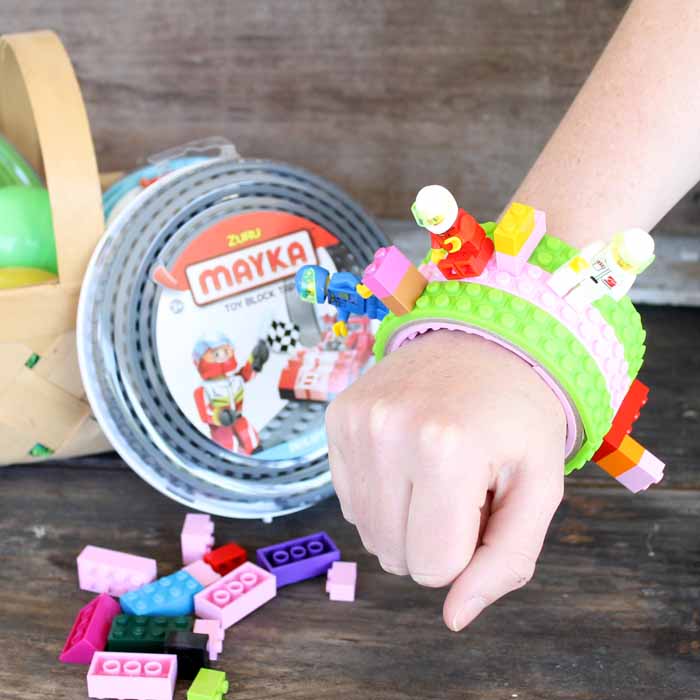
[154,211,376,462]
[77,158,388,519]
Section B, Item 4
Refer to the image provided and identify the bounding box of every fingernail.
[450,596,486,631]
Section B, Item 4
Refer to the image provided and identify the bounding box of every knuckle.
[504,552,537,590]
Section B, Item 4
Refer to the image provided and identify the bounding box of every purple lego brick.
[59,594,121,664]
[256,532,341,587]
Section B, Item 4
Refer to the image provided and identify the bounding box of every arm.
[510,0,700,247]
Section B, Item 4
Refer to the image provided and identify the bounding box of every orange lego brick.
[595,435,645,477]
[380,266,427,316]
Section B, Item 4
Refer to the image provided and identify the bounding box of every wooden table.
[1,306,699,699]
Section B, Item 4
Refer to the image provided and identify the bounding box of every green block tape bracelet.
[295,185,665,493]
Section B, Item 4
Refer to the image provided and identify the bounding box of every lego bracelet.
[295,187,665,493]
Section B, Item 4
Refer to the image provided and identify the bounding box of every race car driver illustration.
[192,333,269,454]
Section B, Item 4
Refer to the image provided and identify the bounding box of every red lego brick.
[204,542,248,576]
[593,379,649,461]
[439,237,494,279]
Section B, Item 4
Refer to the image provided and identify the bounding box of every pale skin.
[326,0,700,631]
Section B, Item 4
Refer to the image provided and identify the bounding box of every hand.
[325,330,566,631]
[429,248,447,264]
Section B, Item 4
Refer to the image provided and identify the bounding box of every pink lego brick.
[181,514,215,565]
[495,209,547,276]
[77,545,157,596]
[615,450,665,493]
[361,246,412,298]
[87,652,177,700]
[193,619,225,661]
[325,561,357,602]
[182,559,221,587]
[417,261,444,282]
[194,561,276,630]
[59,594,121,664]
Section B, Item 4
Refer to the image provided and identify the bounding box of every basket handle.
[0,30,104,288]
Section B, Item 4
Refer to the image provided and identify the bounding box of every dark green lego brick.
[106,614,194,653]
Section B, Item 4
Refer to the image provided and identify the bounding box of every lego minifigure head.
[411,185,459,235]
[611,228,655,273]
[193,333,238,379]
[295,265,329,304]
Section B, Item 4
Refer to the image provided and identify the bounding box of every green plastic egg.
[0,186,57,273]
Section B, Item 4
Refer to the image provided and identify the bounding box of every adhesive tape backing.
[78,158,388,519]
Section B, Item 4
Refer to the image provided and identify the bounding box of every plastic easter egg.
[0,186,57,272]
[0,266,57,289]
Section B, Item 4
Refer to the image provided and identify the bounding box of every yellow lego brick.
[494,202,536,256]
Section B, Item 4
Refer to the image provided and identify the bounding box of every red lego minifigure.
[411,184,494,279]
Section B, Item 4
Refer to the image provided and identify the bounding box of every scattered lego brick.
[77,546,157,597]
[87,651,177,700]
[107,614,193,653]
[181,514,215,566]
[256,531,341,587]
[59,593,121,664]
[193,619,224,661]
[203,542,247,576]
[120,570,205,617]
[164,629,209,680]
[188,668,229,700]
[326,561,357,602]
[194,561,276,630]
[182,559,221,587]
[361,246,428,317]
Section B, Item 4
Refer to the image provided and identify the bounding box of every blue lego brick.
[120,570,204,616]
[256,531,341,587]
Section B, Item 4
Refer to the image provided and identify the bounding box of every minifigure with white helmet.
[192,332,269,454]
[411,185,495,279]
[547,228,655,310]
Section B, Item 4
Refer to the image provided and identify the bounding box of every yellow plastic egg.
[0,267,58,289]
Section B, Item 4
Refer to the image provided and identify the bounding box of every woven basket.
[0,30,111,464]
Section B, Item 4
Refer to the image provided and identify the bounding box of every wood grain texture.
[2,0,699,230]
[1,462,699,700]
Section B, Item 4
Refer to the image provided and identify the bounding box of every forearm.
[510,0,700,247]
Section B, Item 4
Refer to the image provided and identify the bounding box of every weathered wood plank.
[0,463,698,699]
[2,0,699,232]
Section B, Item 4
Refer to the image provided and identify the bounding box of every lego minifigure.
[411,185,494,279]
[192,334,269,454]
[547,228,655,310]
[295,264,388,336]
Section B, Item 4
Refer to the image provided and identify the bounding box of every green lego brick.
[188,668,229,700]
[106,614,194,653]
[28,443,53,457]
[25,352,40,369]
[373,280,613,474]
